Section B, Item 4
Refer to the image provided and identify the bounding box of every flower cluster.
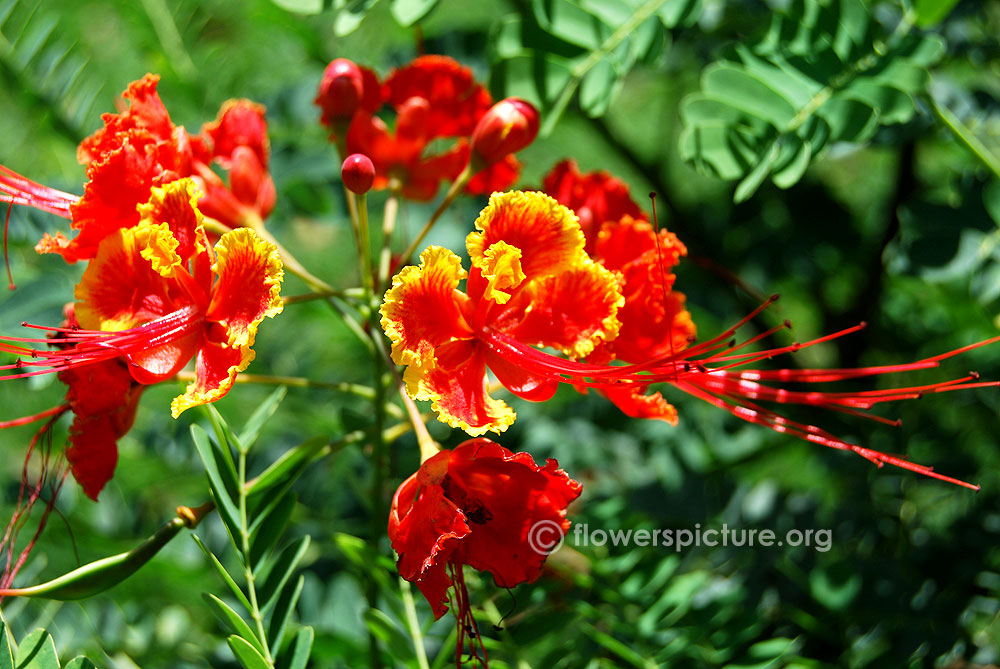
[1,78,284,499]
[382,167,999,489]
[315,55,538,200]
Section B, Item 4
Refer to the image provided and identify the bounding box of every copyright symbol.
[527,520,565,556]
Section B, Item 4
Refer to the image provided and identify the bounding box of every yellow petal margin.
[206,227,284,349]
[467,191,585,283]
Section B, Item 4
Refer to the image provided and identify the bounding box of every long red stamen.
[478,304,997,488]
[0,306,203,381]
[0,164,78,218]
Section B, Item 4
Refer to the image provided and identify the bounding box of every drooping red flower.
[318,56,533,201]
[1,179,284,498]
[389,438,581,660]
[1,74,276,265]
[383,188,1000,488]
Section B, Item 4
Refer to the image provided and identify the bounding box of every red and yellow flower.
[1,179,284,498]
[383,185,999,488]
[381,190,623,435]
[389,438,581,659]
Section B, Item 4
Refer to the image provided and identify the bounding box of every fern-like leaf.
[679,0,944,202]
[492,0,700,135]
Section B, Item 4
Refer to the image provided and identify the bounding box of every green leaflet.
[679,0,946,202]
[491,0,699,134]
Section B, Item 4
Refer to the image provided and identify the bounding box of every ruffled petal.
[77,74,175,165]
[205,228,284,349]
[60,358,145,500]
[381,246,473,369]
[74,226,182,331]
[467,191,585,284]
[137,178,203,262]
[388,467,470,619]
[170,336,248,417]
[599,385,679,425]
[38,140,166,263]
[412,340,515,436]
[479,240,525,304]
[500,258,623,359]
[542,159,645,249]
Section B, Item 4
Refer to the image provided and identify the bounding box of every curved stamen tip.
[727,339,736,348]
[858,321,868,329]
[769,293,780,302]
[20,321,26,327]
[970,370,980,380]
[893,419,902,427]
[7,282,14,291]
[648,191,656,199]
[783,319,792,329]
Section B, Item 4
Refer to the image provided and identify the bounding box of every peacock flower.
[381,190,624,435]
[319,56,531,200]
[389,438,581,660]
[1,74,276,266]
[1,179,284,498]
[384,188,1000,488]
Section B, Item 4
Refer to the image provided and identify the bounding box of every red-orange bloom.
[542,159,646,251]
[384,187,999,488]
[542,160,696,422]
[1,180,284,498]
[389,438,581,659]
[381,191,623,435]
[320,56,528,200]
[1,74,276,264]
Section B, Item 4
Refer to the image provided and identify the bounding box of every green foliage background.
[1,0,1000,666]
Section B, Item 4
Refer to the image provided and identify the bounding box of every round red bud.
[342,153,375,194]
[315,59,364,125]
[470,98,540,166]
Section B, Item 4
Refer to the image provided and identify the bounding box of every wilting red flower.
[381,190,623,435]
[1,179,284,498]
[1,74,276,264]
[383,189,1000,488]
[317,56,533,200]
[389,438,581,659]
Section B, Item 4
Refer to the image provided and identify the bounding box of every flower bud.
[315,59,365,126]
[470,98,539,166]
[342,153,375,194]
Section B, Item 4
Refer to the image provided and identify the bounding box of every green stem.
[399,165,472,264]
[238,448,275,666]
[283,288,363,306]
[931,94,1000,182]
[378,190,401,288]
[357,192,374,295]
[400,578,431,669]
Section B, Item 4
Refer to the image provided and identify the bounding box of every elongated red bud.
[342,153,375,194]
[316,59,365,127]
[470,98,539,166]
